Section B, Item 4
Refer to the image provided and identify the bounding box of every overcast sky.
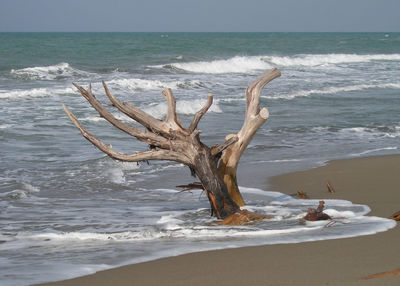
[1,0,399,32]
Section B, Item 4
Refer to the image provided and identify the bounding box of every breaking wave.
[162,56,272,74]
[159,53,400,74]
[1,183,41,200]
[265,83,400,100]
[107,78,204,91]
[10,63,93,80]
[0,87,75,99]
[262,53,400,67]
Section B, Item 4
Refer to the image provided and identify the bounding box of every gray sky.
[1,0,399,32]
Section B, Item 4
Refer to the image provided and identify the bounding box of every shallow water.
[0,32,399,286]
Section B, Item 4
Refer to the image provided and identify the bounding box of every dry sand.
[37,155,400,286]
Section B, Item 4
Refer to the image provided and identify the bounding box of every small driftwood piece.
[296,190,309,199]
[362,268,400,280]
[303,201,332,221]
[326,181,335,193]
[389,211,400,221]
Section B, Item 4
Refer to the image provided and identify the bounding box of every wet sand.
[36,155,400,286]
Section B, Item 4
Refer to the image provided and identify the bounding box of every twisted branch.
[63,104,192,165]
[189,94,213,133]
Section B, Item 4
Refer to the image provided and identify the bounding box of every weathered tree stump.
[63,69,281,221]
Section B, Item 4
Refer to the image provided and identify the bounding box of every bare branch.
[162,88,184,130]
[72,83,169,148]
[189,93,213,133]
[245,68,281,117]
[63,104,192,165]
[211,135,238,157]
[237,68,281,153]
[102,81,168,136]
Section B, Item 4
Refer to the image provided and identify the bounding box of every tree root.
[217,210,273,226]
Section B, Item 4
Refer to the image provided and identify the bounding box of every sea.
[0,32,399,286]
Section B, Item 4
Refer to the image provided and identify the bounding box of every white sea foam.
[338,126,400,139]
[0,124,12,129]
[1,183,40,200]
[10,62,93,80]
[163,56,272,74]
[159,54,400,74]
[157,215,184,230]
[265,83,400,100]
[106,168,126,184]
[16,203,394,243]
[80,112,134,124]
[143,99,222,118]
[263,53,400,67]
[0,87,74,99]
[107,78,203,91]
[351,147,398,157]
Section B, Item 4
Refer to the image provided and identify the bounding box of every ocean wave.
[0,87,75,100]
[338,126,400,139]
[308,126,400,140]
[161,56,272,74]
[265,83,400,100]
[262,53,400,67]
[14,191,394,243]
[79,99,221,123]
[107,78,204,91]
[1,183,40,200]
[10,62,93,80]
[143,99,222,118]
[351,147,398,157]
[158,53,400,74]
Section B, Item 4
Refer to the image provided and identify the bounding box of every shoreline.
[36,154,400,286]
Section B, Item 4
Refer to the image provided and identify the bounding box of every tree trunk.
[217,148,245,206]
[193,144,240,218]
[218,68,281,206]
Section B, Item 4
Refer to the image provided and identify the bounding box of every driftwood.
[296,190,309,199]
[63,69,281,221]
[389,211,400,221]
[303,201,332,221]
[326,181,335,193]
[362,268,400,280]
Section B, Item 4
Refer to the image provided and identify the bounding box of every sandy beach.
[37,154,400,286]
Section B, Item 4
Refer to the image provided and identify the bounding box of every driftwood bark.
[362,268,400,280]
[63,68,280,220]
[389,211,400,221]
[326,181,336,193]
[217,69,281,206]
[303,201,332,221]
